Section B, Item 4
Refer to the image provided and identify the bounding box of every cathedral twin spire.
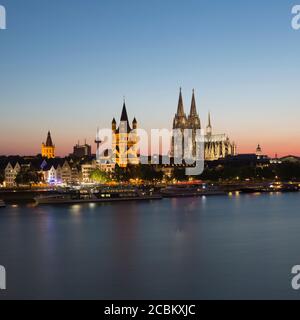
[173,88,201,130]
[190,89,197,117]
[176,88,185,117]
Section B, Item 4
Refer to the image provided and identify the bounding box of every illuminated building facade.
[111,101,139,167]
[4,162,21,187]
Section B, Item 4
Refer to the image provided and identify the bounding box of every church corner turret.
[132,117,137,130]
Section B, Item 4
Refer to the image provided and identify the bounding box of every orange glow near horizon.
[2,136,300,158]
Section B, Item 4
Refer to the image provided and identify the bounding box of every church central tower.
[41,131,55,159]
[112,100,139,167]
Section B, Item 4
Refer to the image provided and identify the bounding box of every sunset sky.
[0,0,300,157]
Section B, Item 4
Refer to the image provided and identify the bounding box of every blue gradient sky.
[0,0,300,156]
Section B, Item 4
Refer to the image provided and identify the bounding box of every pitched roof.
[41,158,63,170]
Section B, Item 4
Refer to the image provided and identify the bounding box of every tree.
[173,167,187,181]
[113,164,164,183]
[15,170,39,186]
[140,165,163,181]
[0,172,4,184]
[90,169,109,183]
[113,165,130,182]
[276,162,300,181]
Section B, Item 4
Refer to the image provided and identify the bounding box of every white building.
[61,160,72,184]
[4,162,21,187]
[81,162,97,183]
[43,163,62,184]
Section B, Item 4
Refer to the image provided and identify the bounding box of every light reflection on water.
[0,193,300,299]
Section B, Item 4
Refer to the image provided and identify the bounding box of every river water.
[1,193,300,299]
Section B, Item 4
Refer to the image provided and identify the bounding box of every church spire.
[206,112,212,136]
[176,87,185,116]
[46,131,54,147]
[208,112,211,127]
[120,99,129,122]
[190,89,197,116]
[117,98,132,132]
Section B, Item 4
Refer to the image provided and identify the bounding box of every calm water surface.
[1,193,300,299]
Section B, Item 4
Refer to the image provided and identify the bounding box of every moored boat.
[240,183,300,194]
[34,187,162,205]
[161,184,226,198]
[0,200,6,208]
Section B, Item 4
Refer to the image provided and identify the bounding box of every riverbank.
[1,181,299,204]
[0,190,60,203]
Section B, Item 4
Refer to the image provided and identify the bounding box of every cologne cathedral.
[172,88,236,161]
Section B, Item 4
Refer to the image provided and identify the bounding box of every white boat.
[0,200,6,208]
